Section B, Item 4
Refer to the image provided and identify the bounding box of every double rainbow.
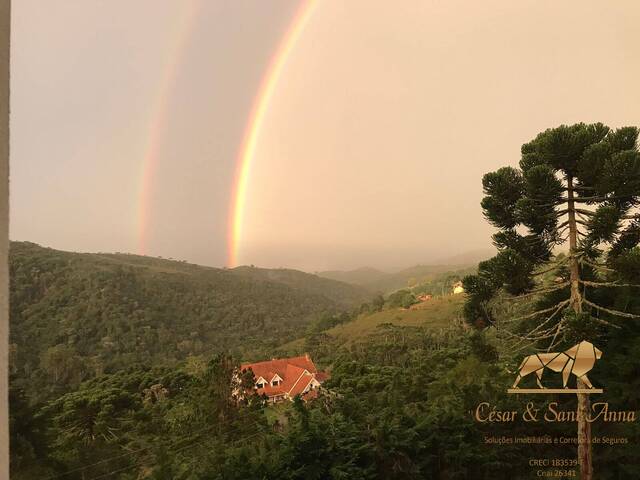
[136,0,317,265]
[137,1,200,255]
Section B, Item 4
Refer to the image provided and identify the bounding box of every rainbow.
[227,0,318,267]
[137,1,200,255]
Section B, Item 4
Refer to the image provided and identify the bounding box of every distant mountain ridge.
[317,248,495,293]
[315,266,388,287]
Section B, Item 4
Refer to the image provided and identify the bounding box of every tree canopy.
[463,122,640,480]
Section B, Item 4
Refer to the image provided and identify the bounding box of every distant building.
[417,294,433,302]
[452,281,465,294]
[240,354,329,403]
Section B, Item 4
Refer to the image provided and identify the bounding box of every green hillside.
[325,295,464,342]
[9,242,370,402]
[12,243,640,480]
[231,265,371,308]
[280,294,465,353]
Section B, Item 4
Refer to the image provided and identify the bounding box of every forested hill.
[9,242,371,401]
[230,265,371,308]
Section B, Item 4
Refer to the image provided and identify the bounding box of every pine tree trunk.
[567,176,582,314]
[577,377,593,479]
[567,176,592,480]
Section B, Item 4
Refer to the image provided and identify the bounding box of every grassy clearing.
[277,295,465,353]
[325,295,464,342]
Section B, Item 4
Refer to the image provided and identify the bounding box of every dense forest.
[11,304,640,479]
[9,242,370,403]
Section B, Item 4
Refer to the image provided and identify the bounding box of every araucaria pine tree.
[463,123,640,480]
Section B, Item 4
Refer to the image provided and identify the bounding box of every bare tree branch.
[510,299,571,322]
[532,256,571,277]
[522,300,568,337]
[503,320,566,354]
[583,298,640,319]
[563,186,595,192]
[546,322,565,352]
[503,282,570,301]
[580,280,640,288]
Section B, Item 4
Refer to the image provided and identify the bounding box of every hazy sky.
[10,1,640,271]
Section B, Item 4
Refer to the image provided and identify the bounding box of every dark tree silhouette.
[463,123,640,480]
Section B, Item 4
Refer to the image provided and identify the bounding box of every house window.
[256,382,264,388]
[272,379,280,386]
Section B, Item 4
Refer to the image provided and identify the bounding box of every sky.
[10,0,640,272]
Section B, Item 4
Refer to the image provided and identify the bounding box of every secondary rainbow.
[137,1,200,255]
[227,0,318,267]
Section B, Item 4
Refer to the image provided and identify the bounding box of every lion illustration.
[512,341,602,389]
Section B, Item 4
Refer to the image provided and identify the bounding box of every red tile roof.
[241,354,327,400]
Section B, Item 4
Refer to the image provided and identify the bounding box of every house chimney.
[305,353,310,360]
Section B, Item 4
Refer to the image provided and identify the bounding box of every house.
[240,354,329,403]
[410,293,433,310]
[452,281,465,294]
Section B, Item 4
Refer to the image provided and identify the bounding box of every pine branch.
[529,198,566,208]
[509,299,571,322]
[509,329,560,342]
[618,228,640,237]
[573,194,636,203]
[546,322,565,352]
[503,320,566,353]
[575,208,595,217]
[501,316,567,355]
[580,280,640,288]
[576,213,591,224]
[532,257,570,277]
[579,259,616,272]
[500,325,559,343]
[503,282,570,301]
[520,300,568,337]
[589,316,622,328]
[575,218,589,227]
[553,193,625,204]
[583,298,640,320]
